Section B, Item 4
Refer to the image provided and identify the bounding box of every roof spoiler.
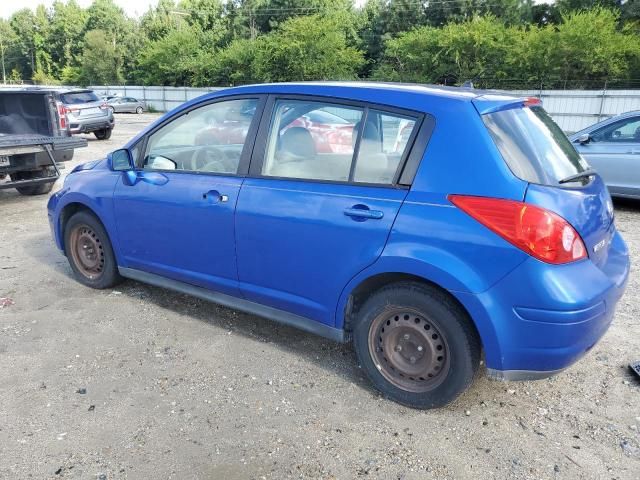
[472,95,542,115]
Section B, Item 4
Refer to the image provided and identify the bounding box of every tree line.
[0,0,639,89]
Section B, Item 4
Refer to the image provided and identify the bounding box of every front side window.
[591,117,640,143]
[261,99,418,185]
[142,98,258,174]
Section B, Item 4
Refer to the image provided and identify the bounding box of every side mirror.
[578,133,591,145]
[109,148,132,171]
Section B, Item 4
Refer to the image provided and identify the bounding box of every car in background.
[59,89,115,140]
[49,83,629,409]
[107,97,145,114]
[570,111,640,199]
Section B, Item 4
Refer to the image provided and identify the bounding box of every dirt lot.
[0,113,639,479]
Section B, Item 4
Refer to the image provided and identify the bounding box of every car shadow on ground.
[613,197,640,211]
[23,232,374,392]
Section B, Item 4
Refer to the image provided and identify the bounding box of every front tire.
[136,106,143,114]
[353,282,480,409]
[64,211,122,289]
[94,128,112,140]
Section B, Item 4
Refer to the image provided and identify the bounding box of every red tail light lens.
[449,195,587,264]
[56,102,67,130]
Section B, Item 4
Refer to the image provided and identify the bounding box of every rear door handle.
[202,190,228,203]
[344,206,384,220]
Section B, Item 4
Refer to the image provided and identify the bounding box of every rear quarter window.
[482,106,589,186]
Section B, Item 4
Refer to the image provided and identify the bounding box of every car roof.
[204,81,525,113]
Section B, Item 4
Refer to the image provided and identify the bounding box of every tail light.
[56,102,68,130]
[449,195,587,264]
[99,103,109,110]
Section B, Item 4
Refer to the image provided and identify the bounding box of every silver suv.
[58,89,115,140]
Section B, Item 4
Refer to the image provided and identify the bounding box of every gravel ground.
[0,113,639,479]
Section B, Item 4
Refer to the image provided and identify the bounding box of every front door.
[577,115,640,197]
[235,97,423,325]
[113,96,263,296]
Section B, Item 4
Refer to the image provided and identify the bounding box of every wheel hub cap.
[69,225,105,280]
[368,309,449,393]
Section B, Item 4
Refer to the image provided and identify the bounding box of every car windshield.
[483,106,590,186]
[60,91,100,104]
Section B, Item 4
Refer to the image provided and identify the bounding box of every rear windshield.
[60,91,100,104]
[482,106,589,186]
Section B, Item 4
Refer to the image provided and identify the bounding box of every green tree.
[49,0,88,77]
[136,27,203,85]
[253,13,364,82]
[140,0,185,41]
[79,29,123,85]
[0,20,19,83]
[253,0,352,33]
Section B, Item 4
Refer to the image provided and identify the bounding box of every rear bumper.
[69,116,114,134]
[456,230,630,378]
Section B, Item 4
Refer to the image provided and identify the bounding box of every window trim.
[132,94,267,177]
[248,94,430,188]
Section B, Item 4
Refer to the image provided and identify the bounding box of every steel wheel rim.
[69,224,105,280]
[368,308,450,393]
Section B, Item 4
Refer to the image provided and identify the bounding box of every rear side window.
[261,99,419,185]
[60,91,100,104]
[483,106,589,186]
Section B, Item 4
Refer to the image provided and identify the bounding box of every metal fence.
[90,85,224,114]
[90,85,640,133]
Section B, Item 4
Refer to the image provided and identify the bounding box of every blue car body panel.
[48,82,630,379]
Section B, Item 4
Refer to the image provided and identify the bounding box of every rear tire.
[94,128,112,140]
[64,211,122,289]
[353,282,480,409]
[10,167,56,195]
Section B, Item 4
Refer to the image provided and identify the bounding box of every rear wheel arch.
[343,272,482,349]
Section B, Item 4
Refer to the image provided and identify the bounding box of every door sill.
[118,267,348,343]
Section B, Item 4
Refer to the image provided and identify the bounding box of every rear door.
[574,115,640,197]
[235,96,424,326]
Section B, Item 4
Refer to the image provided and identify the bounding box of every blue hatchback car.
[47,83,629,408]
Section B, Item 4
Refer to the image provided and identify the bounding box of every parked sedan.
[48,83,629,409]
[570,111,640,199]
[107,96,145,114]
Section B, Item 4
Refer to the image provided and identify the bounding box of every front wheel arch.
[59,202,105,252]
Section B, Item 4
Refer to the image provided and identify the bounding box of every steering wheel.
[191,146,229,172]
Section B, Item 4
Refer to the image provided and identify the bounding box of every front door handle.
[344,205,384,220]
[202,190,228,203]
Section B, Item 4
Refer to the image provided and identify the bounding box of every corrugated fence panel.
[91,86,640,132]
[513,89,640,132]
